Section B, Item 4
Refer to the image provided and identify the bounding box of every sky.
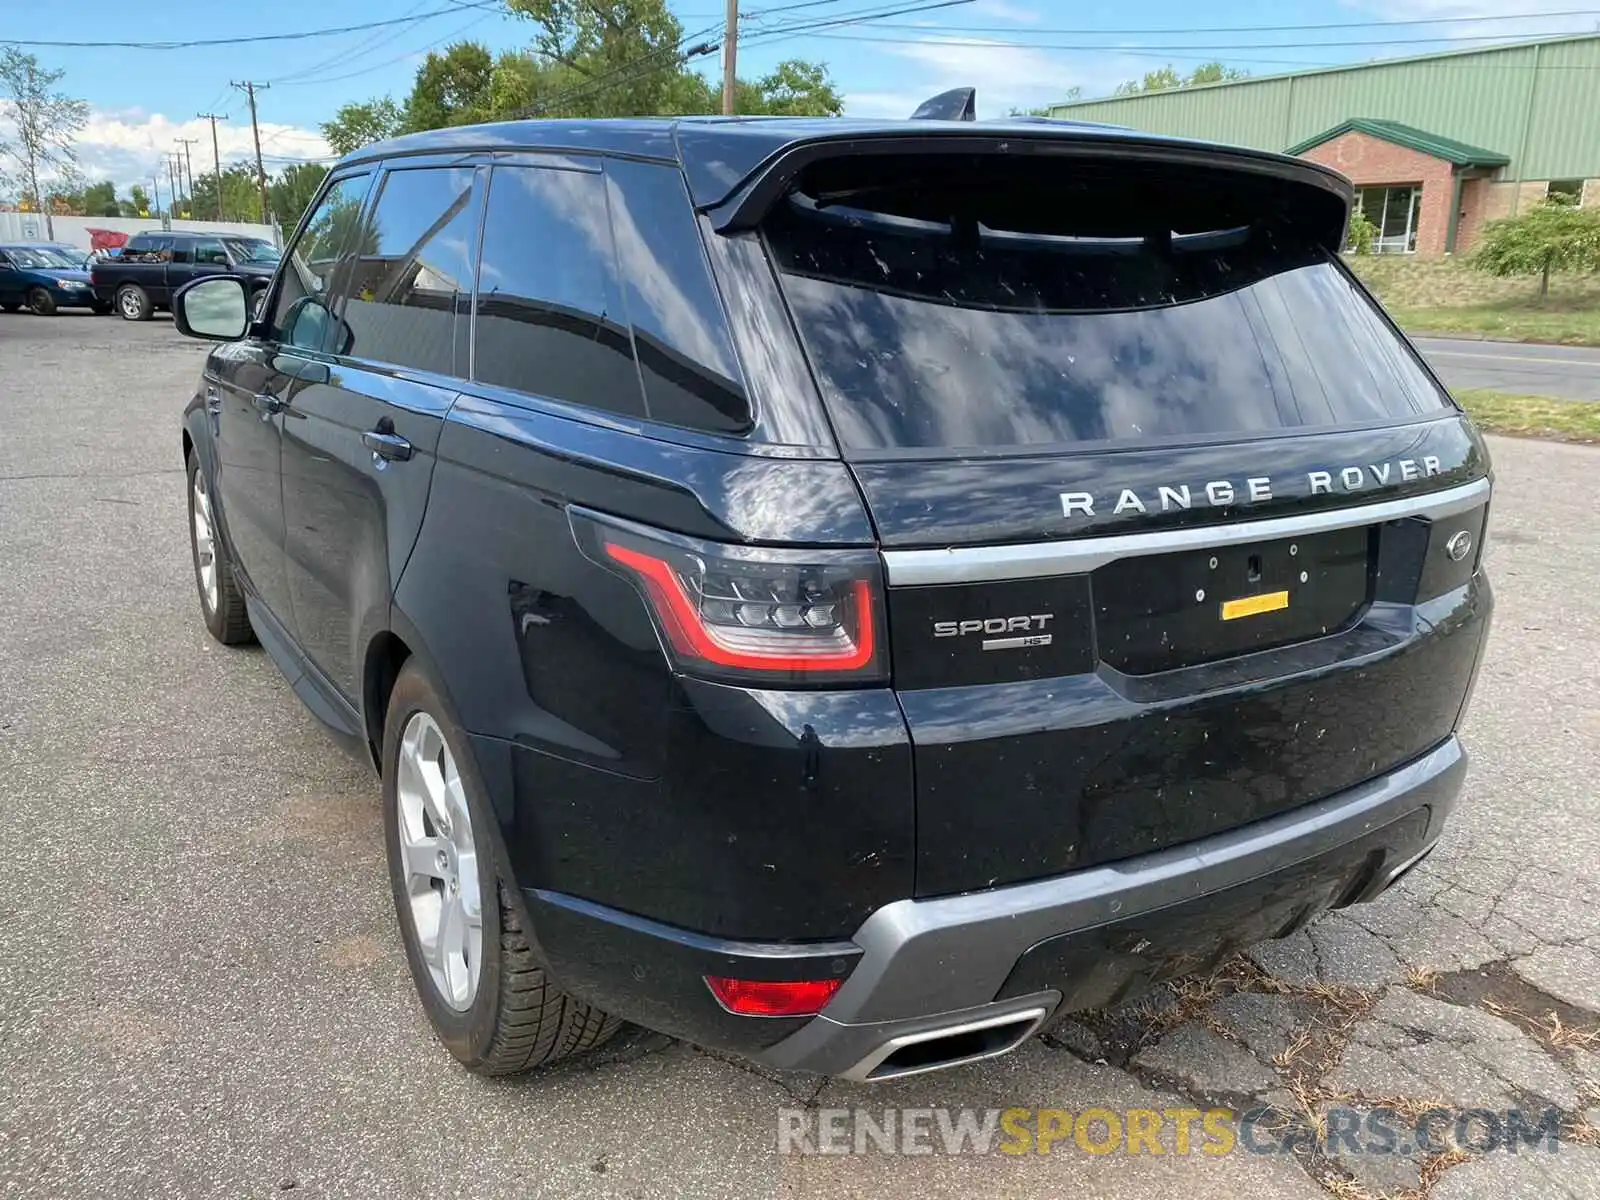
[3,0,1598,194]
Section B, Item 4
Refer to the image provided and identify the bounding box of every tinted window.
[270,173,371,353]
[338,166,479,376]
[472,165,643,419]
[604,160,749,433]
[766,167,1447,453]
[191,237,228,265]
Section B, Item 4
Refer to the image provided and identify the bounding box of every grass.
[1348,256,1600,347]
[1455,390,1600,444]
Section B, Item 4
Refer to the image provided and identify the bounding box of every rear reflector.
[705,975,843,1017]
[1220,590,1290,621]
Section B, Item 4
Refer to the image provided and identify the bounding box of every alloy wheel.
[119,289,140,318]
[191,471,218,613]
[395,711,483,1011]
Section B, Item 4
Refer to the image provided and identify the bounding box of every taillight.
[572,510,886,686]
[705,975,843,1017]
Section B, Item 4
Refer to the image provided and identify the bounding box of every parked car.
[92,231,279,321]
[40,242,96,271]
[0,243,109,314]
[171,105,1493,1082]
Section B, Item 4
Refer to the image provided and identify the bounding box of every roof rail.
[910,88,976,121]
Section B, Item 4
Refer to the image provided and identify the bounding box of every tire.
[27,287,56,316]
[382,661,620,1075]
[185,450,254,645]
[116,283,152,321]
[2,302,20,313]
[249,287,268,321]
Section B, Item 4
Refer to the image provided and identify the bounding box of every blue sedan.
[0,243,111,315]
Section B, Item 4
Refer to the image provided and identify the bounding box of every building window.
[1547,180,1583,206]
[1352,185,1422,253]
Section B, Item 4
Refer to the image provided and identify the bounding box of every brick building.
[1048,34,1600,256]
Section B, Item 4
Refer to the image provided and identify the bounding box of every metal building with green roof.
[1047,33,1600,255]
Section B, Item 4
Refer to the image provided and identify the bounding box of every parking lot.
[3,312,1599,1199]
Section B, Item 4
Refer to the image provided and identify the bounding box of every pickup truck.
[92,231,279,321]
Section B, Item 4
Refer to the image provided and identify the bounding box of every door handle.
[362,428,414,463]
[253,392,285,418]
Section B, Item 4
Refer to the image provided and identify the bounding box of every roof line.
[1050,31,1600,107]
[1284,118,1510,165]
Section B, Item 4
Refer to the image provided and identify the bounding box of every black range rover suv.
[172,108,1493,1082]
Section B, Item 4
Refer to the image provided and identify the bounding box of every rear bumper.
[530,734,1465,1077]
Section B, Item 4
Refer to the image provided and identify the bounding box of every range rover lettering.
[172,97,1493,1082]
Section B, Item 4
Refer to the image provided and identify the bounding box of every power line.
[833,10,1600,36]
[6,2,504,50]
[790,29,1600,52]
[272,12,500,88]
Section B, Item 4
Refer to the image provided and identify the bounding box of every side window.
[170,240,192,264]
[152,238,174,264]
[191,238,227,265]
[270,173,372,352]
[337,166,479,376]
[603,160,751,433]
[472,165,643,418]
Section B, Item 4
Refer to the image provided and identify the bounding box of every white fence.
[0,213,278,250]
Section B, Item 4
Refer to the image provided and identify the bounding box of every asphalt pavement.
[3,313,1600,1200]
[1412,336,1600,402]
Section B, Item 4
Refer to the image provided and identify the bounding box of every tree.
[1472,200,1600,301]
[738,60,842,116]
[1113,61,1245,96]
[126,184,151,217]
[1010,90,1080,117]
[1346,208,1378,256]
[190,164,259,225]
[322,96,403,156]
[0,48,90,240]
[404,41,496,130]
[268,162,331,232]
[329,1,844,138]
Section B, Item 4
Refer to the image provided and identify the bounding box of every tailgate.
[757,146,1493,897]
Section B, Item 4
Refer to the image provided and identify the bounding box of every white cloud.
[48,110,331,195]
[843,37,1126,119]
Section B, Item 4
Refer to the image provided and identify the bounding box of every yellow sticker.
[1220,590,1290,621]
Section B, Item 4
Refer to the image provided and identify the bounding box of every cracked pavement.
[3,316,1599,1199]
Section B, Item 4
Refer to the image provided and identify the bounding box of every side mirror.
[174,275,249,341]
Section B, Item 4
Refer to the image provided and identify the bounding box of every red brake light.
[576,512,886,685]
[705,975,843,1017]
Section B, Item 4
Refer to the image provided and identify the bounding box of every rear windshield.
[764,157,1448,453]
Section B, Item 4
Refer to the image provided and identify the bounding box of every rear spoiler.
[677,88,1353,250]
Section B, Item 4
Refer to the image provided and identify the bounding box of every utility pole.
[152,172,163,225]
[176,137,199,216]
[721,0,738,115]
[232,80,272,226]
[198,112,228,221]
[167,155,181,219]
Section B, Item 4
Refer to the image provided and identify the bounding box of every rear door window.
[764,155,1448,454]
[471,164,643,419]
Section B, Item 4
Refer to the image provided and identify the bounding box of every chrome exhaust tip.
[842,1005,1050,1083]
